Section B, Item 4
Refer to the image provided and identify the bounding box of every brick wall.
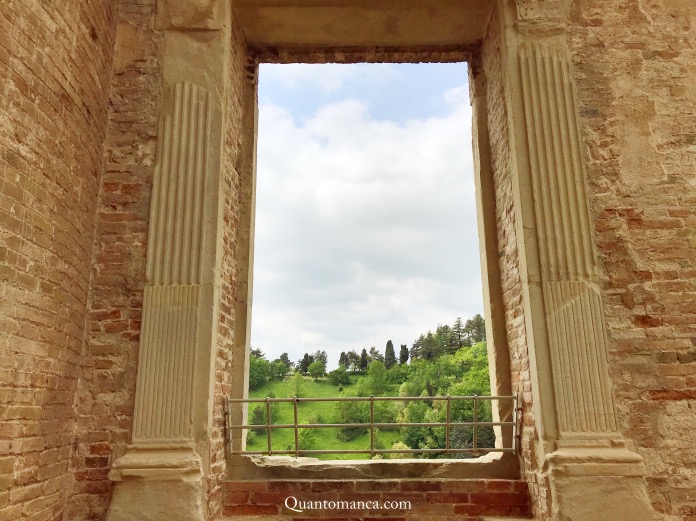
[222,479,529,520]
[209,17,251,520]
[567,1,696,520]
[0,1,117,519]
[480,8,545,520]
[65,1,164,518]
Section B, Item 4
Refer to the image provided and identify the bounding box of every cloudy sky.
[250,62,483,369]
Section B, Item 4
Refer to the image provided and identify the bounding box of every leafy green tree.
[346,350,360,372]
[250,405,267,434]
[365,360,389,396]
[298,353,314,374]
[452,317,467,349]
[334,389,369,441]
[250,347,266,359]
[464,314,486,344]
[248,355,270,390]
[399,344,409,365]
[369,346,384,363]
[308,360,325,381]
[384,340,396,369]
[270,360,288,380]
[387,363,409,385]
[313,350,328,367]
[279,352,293,370]
[359,348,369,371]
[289,371,307,398]
[328,365,351,386]
[420,332,442,361]
[338,351,348,368]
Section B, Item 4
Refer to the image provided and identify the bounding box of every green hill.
[244,341,495,461]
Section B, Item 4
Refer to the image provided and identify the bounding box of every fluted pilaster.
[518,42,619,439]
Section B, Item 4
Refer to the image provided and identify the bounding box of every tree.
[412,332,441,361]
[250,347,266,359]
[270,360,288,380]
[289,371,306,398]
[410,334,424,360]
[346,350,360,372]
[298,353,314,374]
[384,340,396,369]
[359,348,369,371]
[452,317,466,349]
[369,346,384,363]
[365,360,388,396]
[399,344,409,365]
[338,351,349,368]
[250,405,267,434]
[328,365,351,386]
[308,360,325,381]
[298,423,316,452]
[248,355,269,390]
[313,350,328,367]
[279,352,293,370]
[464,314,486,344]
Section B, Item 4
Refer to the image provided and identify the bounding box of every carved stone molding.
[517,41,620,440]
[133,285,200,441]
[146,81,212,287]
[107,81,222,521]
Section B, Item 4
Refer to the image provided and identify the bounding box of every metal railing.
[225,395,518,457]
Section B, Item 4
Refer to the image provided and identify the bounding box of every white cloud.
[250,70,482,367]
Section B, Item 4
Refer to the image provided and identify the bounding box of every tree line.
[248,314,486,390]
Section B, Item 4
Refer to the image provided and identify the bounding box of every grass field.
[246,375,403,460]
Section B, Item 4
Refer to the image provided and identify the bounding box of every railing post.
[293,396,299,457]
[369,396,375,457]
[445,395,451,454]
[513,394,519,455]
[473,395,479,453]
[265,397,272,456]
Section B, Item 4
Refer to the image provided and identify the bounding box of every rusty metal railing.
[225,395,518,457]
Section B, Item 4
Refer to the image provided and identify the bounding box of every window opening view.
[242,62,500,460]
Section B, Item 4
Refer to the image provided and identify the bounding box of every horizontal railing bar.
[226,394,518,456]
[228,395,515,404]
[232,448,515,455]
[230,421,514,430]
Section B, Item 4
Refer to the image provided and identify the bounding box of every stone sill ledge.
[227,451,519,480]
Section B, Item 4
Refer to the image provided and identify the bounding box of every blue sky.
[259,63,470,124]
[250,62,483,369]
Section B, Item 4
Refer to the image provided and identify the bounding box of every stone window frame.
[228,47,518,481]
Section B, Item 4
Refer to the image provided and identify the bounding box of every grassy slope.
[247,375,401,460]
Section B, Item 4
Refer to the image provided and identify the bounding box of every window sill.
[227,451,519,480]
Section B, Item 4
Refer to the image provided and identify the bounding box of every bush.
[328,366,351,386]
[298,423,316,452]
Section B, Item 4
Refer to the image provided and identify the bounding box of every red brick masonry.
[222,479,530,520]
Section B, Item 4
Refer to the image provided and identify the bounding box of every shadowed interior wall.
[0,1,117,519]
[480,6,547,518]
[210,12,251,519]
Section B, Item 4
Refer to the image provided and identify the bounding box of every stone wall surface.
[567,1,696,520]
[65,1,164,519]
[0,1,117,519]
